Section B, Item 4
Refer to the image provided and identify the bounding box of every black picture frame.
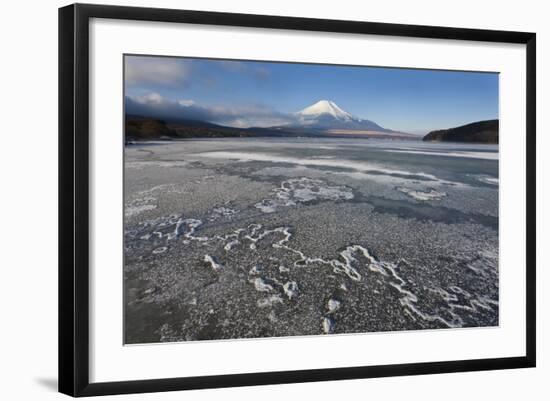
[59,3,536,397]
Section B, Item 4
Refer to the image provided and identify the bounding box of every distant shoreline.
[125,135,426,145]
[124,115,423,142]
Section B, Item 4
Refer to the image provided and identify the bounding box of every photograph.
[123,54,499,344]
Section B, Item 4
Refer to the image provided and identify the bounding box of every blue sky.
[125,55,499,134]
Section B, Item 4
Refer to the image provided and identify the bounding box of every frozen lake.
[124,137,499,344]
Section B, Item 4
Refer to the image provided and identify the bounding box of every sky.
[124,55,499,135]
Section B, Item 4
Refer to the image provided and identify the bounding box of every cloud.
[133,93,164,104]
[125,57,272,91]
[218,60,271,81]
[125,93,297,128]
[177,99,195,107]
[125,57,191,87]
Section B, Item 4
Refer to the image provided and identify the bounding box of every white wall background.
[0,0,546,399]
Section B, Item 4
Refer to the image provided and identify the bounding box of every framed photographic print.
[58,3,536,397]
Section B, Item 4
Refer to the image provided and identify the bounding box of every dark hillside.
[423,120,498,144]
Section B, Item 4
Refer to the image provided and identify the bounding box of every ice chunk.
[283,281,299,299]
[204,255,223,271]
[327,299,341,313]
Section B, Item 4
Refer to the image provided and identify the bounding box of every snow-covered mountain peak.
[290,99,390,132]
[298,100,354,121]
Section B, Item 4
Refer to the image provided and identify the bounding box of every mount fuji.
[291,100,389,131]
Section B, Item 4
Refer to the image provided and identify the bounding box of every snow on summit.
[294,100,387,131]
[298,100,354,121]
